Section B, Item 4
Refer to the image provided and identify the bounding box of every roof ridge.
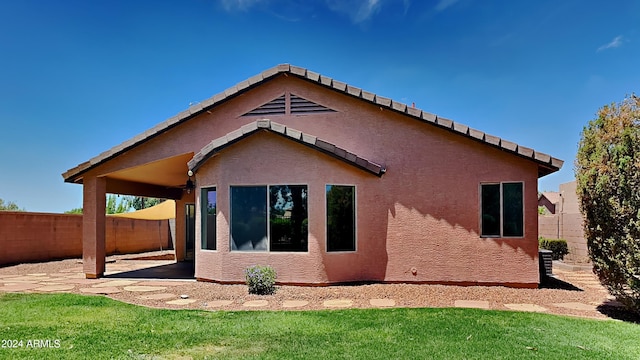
[62,64,562,182]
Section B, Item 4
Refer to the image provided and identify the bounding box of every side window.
[326,185,356,251]
[201,187,217,250]
[481,182,523,237]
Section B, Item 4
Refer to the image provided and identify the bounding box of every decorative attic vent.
[243,95,286,116]
[290,94,335,114]
[242,93,335,117]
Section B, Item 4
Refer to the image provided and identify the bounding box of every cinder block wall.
[0,212,171,266]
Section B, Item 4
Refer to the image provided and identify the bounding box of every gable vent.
[243,95,286,116]
[290,94,335,114]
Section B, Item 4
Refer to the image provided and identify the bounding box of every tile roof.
[62,64,563,182]
[188,120,385,176]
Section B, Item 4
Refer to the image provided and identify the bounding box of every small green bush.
[539,237,569,260]
[244,265,277,295]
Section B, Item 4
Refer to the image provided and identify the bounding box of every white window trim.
[200,185,218,252]
[479,181,525,239]
[325,184,357,253]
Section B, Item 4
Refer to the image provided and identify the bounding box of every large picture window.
[230,185,308,252]
[481,182,523,237]
[326,185,356,252]
[201,187,217,250]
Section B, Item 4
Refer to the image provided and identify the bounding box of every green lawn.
[0,293,638,359]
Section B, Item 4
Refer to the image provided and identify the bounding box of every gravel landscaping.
[0,251,632,321]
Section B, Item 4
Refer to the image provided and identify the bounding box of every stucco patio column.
[83,176,106,278]
[174,198,186,262]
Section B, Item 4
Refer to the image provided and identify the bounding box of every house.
[538,191,560,214]
[62,64,563,287]
[539,181,589,263]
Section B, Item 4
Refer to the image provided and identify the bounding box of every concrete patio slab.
[282,300,309,308]
[504,303,548,312]
[80,287,122,294]
[369,299,396,307]
[243,300,269,307]
[166,299,197,305]
[454,300,490,309]
[323,299,353,308]
[123,286,167,292]
[92,280,139,288]
[551,302,597,311]
[138,293,176,300]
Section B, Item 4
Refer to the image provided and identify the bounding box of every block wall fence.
[0,212,171,266]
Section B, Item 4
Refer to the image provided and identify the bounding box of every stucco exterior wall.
[187,77,540,286]
[79,75,542,286]
[0,212,170,266]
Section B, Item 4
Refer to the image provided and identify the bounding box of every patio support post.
[175,199,186,262]
[83,176,106,278]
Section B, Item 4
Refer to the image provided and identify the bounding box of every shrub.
[576,94,640,313]
[539,237,569,260]
[244,265,277,295]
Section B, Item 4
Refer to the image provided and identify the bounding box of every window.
[481,182,523,237]
[326,185,356,251]
[230,185,308,252]
[201,188,217,250]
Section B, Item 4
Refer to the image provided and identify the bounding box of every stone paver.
[551,302,597,311]
[139,293,176,300]
[282,300,309,308]
[166,299,197,305]
[123,285,167,292]
[80,287,122,294]
[27,273,48,276]
[369,299,396,307]
[504,303,548,312]
[0,283,41,292]
[323,299,353,308]
[138,281,185,287]
[92,280,139,288]
[34,284,76,292]
[243,300,269,307]
[454,300,490,309]
[206,300,234,308]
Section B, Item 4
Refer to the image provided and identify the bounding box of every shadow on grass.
[539,275,584,291]
[597,300,640,324]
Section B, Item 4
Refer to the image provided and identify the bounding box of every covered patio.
[63,152,197,279]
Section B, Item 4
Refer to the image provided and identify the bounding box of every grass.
[0,293,639,359]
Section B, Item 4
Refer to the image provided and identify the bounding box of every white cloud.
[325,0,383,23]
[220,0,264,11]
[434,0,460,12]
[597,35,623,52]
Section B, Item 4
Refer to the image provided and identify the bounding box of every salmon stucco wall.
[76,74,542,286]
[0,212,171,266]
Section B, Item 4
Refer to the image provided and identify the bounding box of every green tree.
[106,194,130,214]
[0,198,24,211]
[65,208,83,214]
[125,196,163,210]
[575,94,640,314]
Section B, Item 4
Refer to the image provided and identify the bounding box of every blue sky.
[0,0,638,213]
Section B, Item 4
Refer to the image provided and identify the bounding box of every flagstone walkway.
[0,255,627,320]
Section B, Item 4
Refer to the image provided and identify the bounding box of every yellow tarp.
[110,200,176,220]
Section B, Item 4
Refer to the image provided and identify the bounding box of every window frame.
[325,184,357,252]
[201,186,217,251]
[480,181,524,238]
[229,184,309,253]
